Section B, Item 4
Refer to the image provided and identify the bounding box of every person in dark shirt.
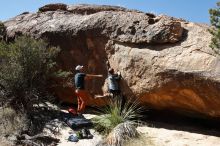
[74,65,103,114]
[74,72,86,90]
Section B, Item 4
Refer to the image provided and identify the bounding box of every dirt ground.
[56,110,220,146]
[137,126,220,146]
[55,111,103,146]
[54,111,220,146]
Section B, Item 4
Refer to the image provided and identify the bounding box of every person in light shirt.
[107,68,121,98]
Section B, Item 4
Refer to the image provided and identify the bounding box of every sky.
[0,0,219,24]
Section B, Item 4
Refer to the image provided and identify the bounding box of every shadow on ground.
[59,102,220,137]
[141,109,220,137]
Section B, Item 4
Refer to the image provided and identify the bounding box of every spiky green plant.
[92,97,143,135]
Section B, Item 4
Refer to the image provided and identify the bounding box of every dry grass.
[99,123,155,146]
[0,107,27,136]
[105,121,139,146]
[0,137,13,146]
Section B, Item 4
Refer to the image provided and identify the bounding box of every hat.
[75,65,83,71]
[68,134,79,142]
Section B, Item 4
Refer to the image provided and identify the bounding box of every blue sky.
[0,0,218,24]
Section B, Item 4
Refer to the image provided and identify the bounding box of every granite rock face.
[4,4,220,117]
[5,4,182,44]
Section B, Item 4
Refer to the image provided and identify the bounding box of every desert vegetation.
[93,97,148,146]
[209,1,220,55]
[0,21,6,41]
[0,1,220,145]
[0,22,70,144]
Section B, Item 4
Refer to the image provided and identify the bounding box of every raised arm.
[87,74,103,77]
[85,74,103,80]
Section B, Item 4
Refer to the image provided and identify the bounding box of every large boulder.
[4,4,220,118]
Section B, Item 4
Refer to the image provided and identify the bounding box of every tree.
[209,2,220,55]
[0,36,70,111]
[0,21,6,41]
[0,35,72,138]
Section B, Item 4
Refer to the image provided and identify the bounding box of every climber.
[94,61,122,99]
[107,67,121,98]
[74,65,103,114]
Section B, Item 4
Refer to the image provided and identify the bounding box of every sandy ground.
[137,126,220,146]
[57,127,102,146]
[54,112,220,146]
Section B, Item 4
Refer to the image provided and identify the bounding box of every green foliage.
[209,2,220,55]
[0,22,6,41]
[92,97,142,135]
[0,36,68,110]
[52,69,72,79]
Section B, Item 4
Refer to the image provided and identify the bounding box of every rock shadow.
[141,109,220,137]
[113,28,189,51]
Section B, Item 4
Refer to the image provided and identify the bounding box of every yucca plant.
[93,96,143,146]
[93,97,142,134]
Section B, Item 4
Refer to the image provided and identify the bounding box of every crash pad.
[61,112,93,129]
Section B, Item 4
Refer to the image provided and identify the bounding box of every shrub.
[0,107,27,135]
[209,2,220,55]
[0,21,6,41]
[0,36,69,111]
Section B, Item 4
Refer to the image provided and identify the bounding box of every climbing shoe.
[68,134,79,142]
[81,128,88,138]
[85,129,93,139]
